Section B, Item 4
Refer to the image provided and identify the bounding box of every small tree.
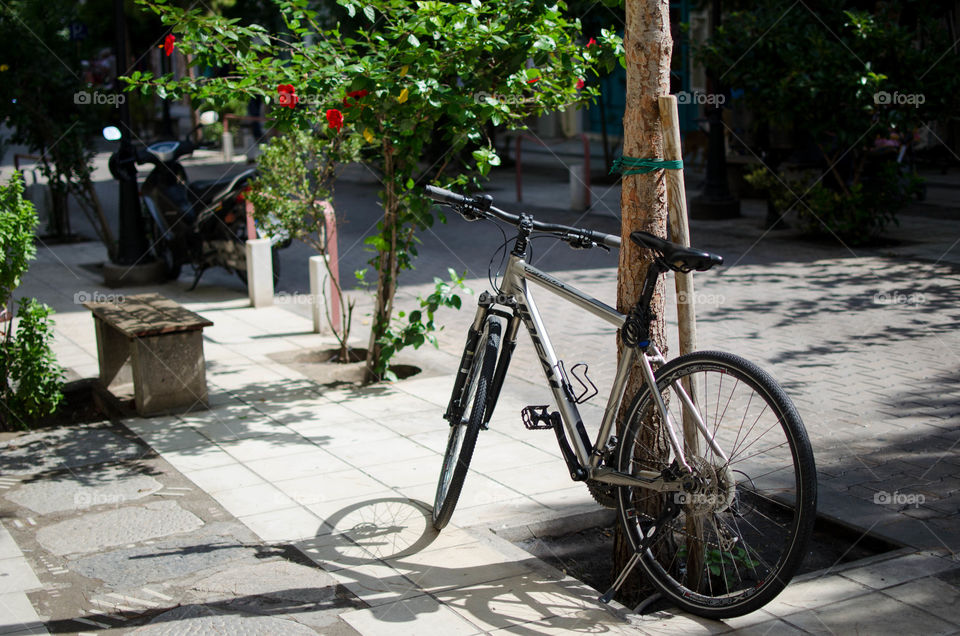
[129,0,620,380]
[248,127,360,362]
[0,174,64,430]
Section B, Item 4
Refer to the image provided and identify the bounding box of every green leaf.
[408,33,420,47]
[363,5,375,22]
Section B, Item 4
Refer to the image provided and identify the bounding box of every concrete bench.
[84,293,213,416]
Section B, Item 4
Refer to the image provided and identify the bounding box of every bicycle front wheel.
[432,316,502,530]
[617,350,817,618]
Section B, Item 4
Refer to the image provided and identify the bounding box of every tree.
[613,0,672,603]
[128,0,619,380]
[0,0,114,250]
[248,127,360,362]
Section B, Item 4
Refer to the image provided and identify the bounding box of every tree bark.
[613,0,673,606]
[365,143,398,381]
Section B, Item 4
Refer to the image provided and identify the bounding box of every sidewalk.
[2,162,960,633]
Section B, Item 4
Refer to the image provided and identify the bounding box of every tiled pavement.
[2,173,960,632]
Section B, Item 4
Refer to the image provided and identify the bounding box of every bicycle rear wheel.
[617,350,816,618]
[432,316,502,530]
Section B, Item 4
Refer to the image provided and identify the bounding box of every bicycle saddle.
[630,231,723,272]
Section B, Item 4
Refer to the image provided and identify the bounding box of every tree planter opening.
[268,347,421,387]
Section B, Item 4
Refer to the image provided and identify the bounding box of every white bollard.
[246,238,274,308]
[222,131,234,162]
[308,254,329,333]
[569,163,586,210]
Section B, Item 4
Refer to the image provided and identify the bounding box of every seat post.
[622,259,669,349]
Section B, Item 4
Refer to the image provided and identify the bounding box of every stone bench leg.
[130,331,209,416]
[93,317,133,394]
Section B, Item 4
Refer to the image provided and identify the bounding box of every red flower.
[326,108,344,132]
[163,34,176,57]
[586,37,596,48]
[343,89,369,108]
[576,78,585,90]
[527,77,539,84]
[277,84,298,109]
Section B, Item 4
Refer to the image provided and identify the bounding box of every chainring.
[586,479,618,509]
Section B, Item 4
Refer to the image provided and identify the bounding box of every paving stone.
[130,604,317,635]
[0,425,146,476]
[779,591,955,635]
[841,551,960,590]
[0,558,41,594]
[883,576,960,625]
[4,464,162,515]
[0,592,45,635]
[184,561,354,629]
[36,500,203,556]
[70,522,257,588]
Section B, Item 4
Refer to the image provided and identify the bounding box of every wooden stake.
[659,95,705,589]
[658,95,697,356]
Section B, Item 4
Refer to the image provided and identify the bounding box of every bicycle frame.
[463,250,723,492]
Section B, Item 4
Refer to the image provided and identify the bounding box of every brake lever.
[565,233,608,251]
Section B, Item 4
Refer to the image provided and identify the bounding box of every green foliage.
[2,298,65,429]
[248,127,360,359]
[0,173,38,308]
[374,268,471,381]
[746,162,920,244]
[128,0,620,380]
[700,0,960,243]
[0,174,64,430]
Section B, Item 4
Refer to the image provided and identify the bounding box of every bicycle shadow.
[298,496,632,633]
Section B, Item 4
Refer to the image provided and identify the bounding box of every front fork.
[444,292,518,428]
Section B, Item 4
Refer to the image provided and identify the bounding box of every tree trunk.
[612,0,673,606]
[365,145,398,381]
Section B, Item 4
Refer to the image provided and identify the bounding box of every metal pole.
[689,0,740,220]
[113,0,150,265]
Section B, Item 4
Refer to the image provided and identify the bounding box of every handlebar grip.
[425,185,469,206]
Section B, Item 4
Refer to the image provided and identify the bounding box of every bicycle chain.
[586,483,738,551]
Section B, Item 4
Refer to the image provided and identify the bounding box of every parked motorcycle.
[103,113,287,290]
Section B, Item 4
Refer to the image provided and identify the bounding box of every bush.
[2,298,65,428]
[745,162,921,244]
[0,173,64,430]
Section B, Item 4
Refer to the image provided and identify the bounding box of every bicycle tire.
[616,350,817,618]
[432,316,502,530]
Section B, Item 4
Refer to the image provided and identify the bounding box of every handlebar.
[425,185,621,250]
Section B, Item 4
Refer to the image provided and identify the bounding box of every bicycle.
[426,185,817,619]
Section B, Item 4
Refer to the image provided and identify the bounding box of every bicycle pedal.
[521,405,555,430]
